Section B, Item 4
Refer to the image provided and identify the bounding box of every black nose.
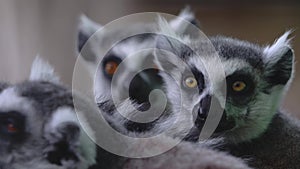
[198,95,212,120]
[129,69,163,108]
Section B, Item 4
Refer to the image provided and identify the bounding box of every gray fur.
[223,112,300,169]
[154,18,298,168]
[0,83,8,92]
[0,58,96,169]
[77,12,256,168]
[77,7,200,107]
[123,136,252,169]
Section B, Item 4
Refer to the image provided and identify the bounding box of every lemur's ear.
[154,35,182,71]
[0,83,9,93]
[169,6,200,35]
[29,56,60,84]
[77,14,102,52]
[263,31,294,86]
[154,17,192,72]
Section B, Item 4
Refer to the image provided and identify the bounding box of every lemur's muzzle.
[186,94,235,141]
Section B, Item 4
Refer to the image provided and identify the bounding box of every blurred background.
[0,0,299,117]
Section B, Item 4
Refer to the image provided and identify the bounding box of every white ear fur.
[77,15,103,76]
[155,18,176,71]
[158,16,179,39]
[78,14,102,37]
[154,17,188,72]
[29,56,60,83]
[169,6,197,35]
[263,31,293,63]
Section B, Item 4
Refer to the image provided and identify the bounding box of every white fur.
[169,6,196,35]
[79,14,102,36]
[29,57,60,84]
[263,31,292,63]
[0,88,40,135]
[157,17,183,41]
[48,107,79,131]
[124,136,252,169]
[44,106,96,169]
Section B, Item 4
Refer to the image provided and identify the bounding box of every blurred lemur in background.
[152,18,299,169]
[0,58,97,169]
[77,7,200,132]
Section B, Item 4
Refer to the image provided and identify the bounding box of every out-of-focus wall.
[0,0,299,117]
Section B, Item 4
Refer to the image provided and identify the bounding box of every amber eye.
[184,77,197,88]
[232,81,246,92]
[104,61,119,75]
[7,123,18,133]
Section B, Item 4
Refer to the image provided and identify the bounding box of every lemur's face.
[0,81,72,165]
[154,20,294,143]
[0,83,44,161]
[77,8,198,107]
[0,59,96,169]
[95,34,162,106]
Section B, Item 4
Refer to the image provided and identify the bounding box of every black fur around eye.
[0,111,26,141]
[102,55,122,78]
[181,68,205,94]
[226,73,255,99]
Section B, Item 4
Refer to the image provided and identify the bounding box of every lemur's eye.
[184,77,197,88]
[226,72,255,100]
[232,81,246,92]
[102,55,122,78]
[7,121,18,133]
[1,116,21,134]
[104,61,118,75]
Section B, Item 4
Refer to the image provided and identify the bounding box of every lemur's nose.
[198,94,212,120]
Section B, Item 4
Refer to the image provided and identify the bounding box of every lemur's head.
[77,7,199,107]
[0,58,96,169]
[154,18,295,143]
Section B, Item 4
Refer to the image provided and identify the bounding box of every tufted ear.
[263,31,295,86]
[154,17,194,73]
[154,18,185,72]
[29,56,60,84]
[77,14,102,53]
[0,82,9,93]
[169,6,200,35]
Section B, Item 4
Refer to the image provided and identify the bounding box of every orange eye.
[7,123,18,133]
[232,81,246,92]
[104,61,118,75]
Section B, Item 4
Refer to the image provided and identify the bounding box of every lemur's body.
[222,112,300,169]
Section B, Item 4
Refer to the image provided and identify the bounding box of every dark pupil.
[0,112,25,136]
[102,55,122,78]
[234,82,241,88]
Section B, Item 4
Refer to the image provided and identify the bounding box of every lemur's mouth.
[184,109,236,142]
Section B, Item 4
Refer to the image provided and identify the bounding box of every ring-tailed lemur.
[77,7,200,132]
[0,53,256,169]
[0,57,98,169]
[1,57,254,169]
[152,18,299,169]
